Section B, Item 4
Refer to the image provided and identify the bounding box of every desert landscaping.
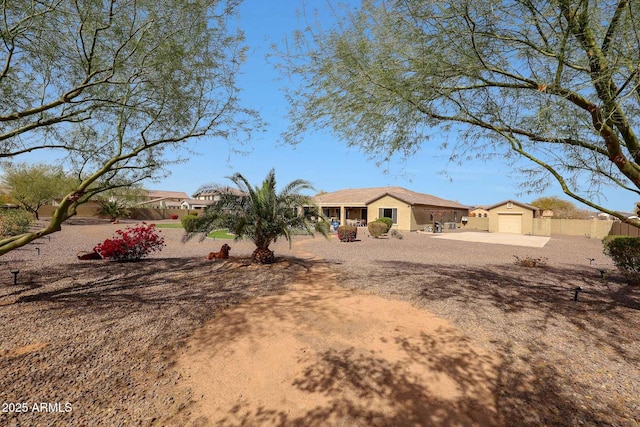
[0,220,639,426]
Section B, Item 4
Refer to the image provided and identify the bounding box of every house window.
[379,208,398,224]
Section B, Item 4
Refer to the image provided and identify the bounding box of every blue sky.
[157,0,634,212]
[8,0,635,212]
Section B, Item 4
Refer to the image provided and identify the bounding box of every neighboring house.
[182,186,247,210]
[469,206,489,218]
[192,186,245,201]
[486,200,540,234]
[137,190,190,209]
[312,186,469,231]
[180,199,215,210]
[598,211,636,221]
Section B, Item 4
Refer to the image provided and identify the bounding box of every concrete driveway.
[429,231,550,248]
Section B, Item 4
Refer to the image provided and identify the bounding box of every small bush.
[94,222,165,261]
[0,209,34,236]
[603,236,640,284]
[378,217,393,232]
[513,255,547,268]
[337,225,357,242]
[390,229,404,239]
[181,214,201,232]
[368,221,387,238]
[170,214,179,220]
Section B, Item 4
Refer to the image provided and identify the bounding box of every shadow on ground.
[0,256,316,426]
[330,260,639,426]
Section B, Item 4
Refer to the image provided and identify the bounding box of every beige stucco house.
[470,206,490,218]
[312,187,469,232]
[137,190,190,209]
[486,200,540,234]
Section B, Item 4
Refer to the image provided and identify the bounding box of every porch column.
[340,206,346,226]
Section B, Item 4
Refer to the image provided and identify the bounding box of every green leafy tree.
[281,0,640,225]
[186,169,327,264]
[531,196,591,219]
[0,0,258,255]
[1,163,75,220]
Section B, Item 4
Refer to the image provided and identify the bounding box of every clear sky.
[8,0,636,213]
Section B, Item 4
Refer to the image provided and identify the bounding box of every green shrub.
[181,214,201,232]
[603,236,640,284]
[378,217,393,232]
[368,221,387,238]
[315,221,330,234]
[337,225,357,242]
[0,209,34,236]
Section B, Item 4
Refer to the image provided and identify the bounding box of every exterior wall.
[38,203,101,218]
[38,205,189,220]
[367,196,413,231]
[463,217,489,230]
[610,221,640,237]
[547,218,613,239]
[462,217,614,239]
[488,202,534,234]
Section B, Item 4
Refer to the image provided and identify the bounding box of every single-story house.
[486,200,540,234]
[312,186,469,232]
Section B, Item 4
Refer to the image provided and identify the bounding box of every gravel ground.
[297,229,640,427]
[0,220,307,426]
[0,221,638,426]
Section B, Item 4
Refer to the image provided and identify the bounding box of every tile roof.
[145,190,190,200]
[313,187,469,209]
[192,186,245,197]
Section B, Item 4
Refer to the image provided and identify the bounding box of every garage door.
[498,214,522,233]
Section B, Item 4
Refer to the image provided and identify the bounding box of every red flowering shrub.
[94,223,165,261]
[170,214,179,220]
[337,225,357,242]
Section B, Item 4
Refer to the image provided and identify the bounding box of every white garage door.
[498,214,523,234]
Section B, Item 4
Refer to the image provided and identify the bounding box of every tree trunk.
[251,247,275,264]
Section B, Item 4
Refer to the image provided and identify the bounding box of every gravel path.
[0,221,638,426]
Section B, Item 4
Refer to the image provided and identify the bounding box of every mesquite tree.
[0,0,258,255]
[280,0,640,224]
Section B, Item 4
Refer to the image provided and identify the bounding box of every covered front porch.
[319,205,368,227]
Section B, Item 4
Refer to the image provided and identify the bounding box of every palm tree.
[96,200,131,223]
[187,169,328,264]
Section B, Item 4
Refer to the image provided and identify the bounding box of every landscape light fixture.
[573,286,583,302]
[11,269,19,285]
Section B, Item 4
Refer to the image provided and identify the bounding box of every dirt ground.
[0,221,639,426]
[174,254,500,427]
